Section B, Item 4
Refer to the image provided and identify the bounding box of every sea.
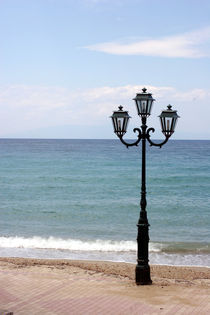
[0,139,209,267]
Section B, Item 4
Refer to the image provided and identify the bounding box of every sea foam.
[0,236,166,252]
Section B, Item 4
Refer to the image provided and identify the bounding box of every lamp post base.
[135,264,152,285]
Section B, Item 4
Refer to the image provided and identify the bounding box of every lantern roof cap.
[159,104,180,118]
[133,88,155,101]
[111,106,131,118]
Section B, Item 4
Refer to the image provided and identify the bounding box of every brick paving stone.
[0,266,209,314]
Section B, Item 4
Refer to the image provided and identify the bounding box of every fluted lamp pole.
[111,88,179,285]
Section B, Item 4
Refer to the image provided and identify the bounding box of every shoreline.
[0,257,209,287]
[0,255,209,268]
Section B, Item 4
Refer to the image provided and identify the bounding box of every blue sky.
[0,0,210,139]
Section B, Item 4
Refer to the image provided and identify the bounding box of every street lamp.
[111,88,179,285]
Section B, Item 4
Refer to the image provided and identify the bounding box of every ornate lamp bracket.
[146,128,169,148]
[119,128,142,148]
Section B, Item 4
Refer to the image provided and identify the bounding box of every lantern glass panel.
[172,117,178,132]
[111,117,117,133]
[135,100,140,115]
[147,99,153,115]
[142,100,147,114]
[117,117,124,132]
[124,117,129,132]
[166,117,172,131]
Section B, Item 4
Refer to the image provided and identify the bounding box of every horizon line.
[0,138,209,141]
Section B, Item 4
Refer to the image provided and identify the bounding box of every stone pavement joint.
[0,265,209,315]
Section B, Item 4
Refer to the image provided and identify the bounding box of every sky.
[0,0,210,139]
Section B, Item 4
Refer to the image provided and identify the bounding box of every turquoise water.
[0,139,209,266]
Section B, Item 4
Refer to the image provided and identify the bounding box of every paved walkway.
[0,264,209,314]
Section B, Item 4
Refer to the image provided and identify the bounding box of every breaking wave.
[0,236,209,254]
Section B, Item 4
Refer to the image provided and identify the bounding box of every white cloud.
[0,84,209,138]
[85,27,210,58]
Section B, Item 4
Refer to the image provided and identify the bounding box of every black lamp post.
[111,88,179,285]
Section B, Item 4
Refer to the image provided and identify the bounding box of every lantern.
[111,106,131,137]
[133,88,155,117]
[159,105,180,137]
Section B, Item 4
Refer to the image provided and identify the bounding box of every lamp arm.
[119,128,142,148]
[146,128,170,148]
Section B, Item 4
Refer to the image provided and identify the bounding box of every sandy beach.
[0,257,209,314]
